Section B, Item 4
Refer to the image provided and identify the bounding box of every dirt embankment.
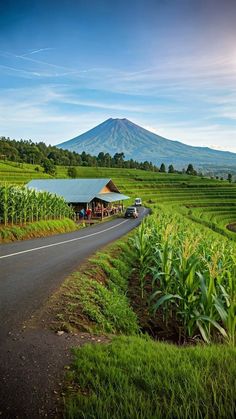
[226,222,236,233]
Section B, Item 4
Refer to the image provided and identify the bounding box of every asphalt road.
[0,207,149,340]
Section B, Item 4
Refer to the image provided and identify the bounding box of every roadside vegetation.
[42,207,236,418]
[48,236,138,335]
[0,184,76,242]
[0,185,74,225]
[0,218,79,243]
[1,157,236,417]
[131,208,236,345]
[66,336,236,419]
[49,207,236,347]
[1,159,236,237]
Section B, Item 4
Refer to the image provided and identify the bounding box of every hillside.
[57,118,236,168]
[1,159,236,239]
[1,159,236,418]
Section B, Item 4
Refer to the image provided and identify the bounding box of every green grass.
[65,336,236,419]
[0,160,51,184]
[2,158,236,237]
[58,206,236,417]
[2,159,236,417]
[65,273,138,334]
[0,218,79,243]
[50,237,138,335]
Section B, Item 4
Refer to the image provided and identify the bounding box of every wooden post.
[101,203,103,220]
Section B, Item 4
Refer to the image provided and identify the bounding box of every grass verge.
[65,335,236,419]
[48,237,139,335]
[41,212,235,418]
[0,218,80,243]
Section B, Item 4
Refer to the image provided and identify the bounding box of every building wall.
[100,185,112,193]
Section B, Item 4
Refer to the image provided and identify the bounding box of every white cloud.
[21,48,53,57]
[1,53,236,153]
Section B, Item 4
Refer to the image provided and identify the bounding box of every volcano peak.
[57,118,236,168]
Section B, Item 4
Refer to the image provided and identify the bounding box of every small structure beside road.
[27,178,130,220]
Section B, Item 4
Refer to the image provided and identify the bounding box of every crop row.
[132,208,236,345]
[0,185,74,225]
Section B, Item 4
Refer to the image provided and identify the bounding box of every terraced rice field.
[115,176,236,237]
[1,159,236,238]
[0,161,51,184]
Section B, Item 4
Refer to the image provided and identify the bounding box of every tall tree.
[42,158,56,176]
[186,164,197,175]
[113,152,125,167]
[160,163,166,173]
[168,164,174,173]
[228,173,232,183]
[67,167,77,178]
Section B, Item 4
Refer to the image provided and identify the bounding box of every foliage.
[186,163,197,175]
[67,166,78,178]
[0,136,159,171]
[131,219,153,297]
[64,274,138,334]
[0,161,235,236]
[0,185,74,226]
[159,162,166,172]
[42,158,56,175]
[168,164,174,173]
[0,218,79,243]
[132,209,236,345]
[65,336,236,419]
[51,239,138,335]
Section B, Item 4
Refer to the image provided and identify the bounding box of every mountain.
[57,118,236,168]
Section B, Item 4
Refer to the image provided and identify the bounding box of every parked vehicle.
[134,197,142,206]
[125,206,139,218]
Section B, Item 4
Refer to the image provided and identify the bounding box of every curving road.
[0,207,149,340]
[0,208,149,418]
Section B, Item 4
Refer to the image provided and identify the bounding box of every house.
[27,178,130,218]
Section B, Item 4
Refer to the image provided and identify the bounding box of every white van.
[134,197,142,206]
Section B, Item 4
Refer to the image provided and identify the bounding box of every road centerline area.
[0,219,129,260]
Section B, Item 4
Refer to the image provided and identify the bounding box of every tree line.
[1,136,231,181]
[0,137,159,173]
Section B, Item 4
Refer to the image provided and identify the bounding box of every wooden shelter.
[27,178,130,219]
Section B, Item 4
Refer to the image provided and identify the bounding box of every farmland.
[47,209,236,418]
[0,164,76,241]
[132,209,236,345]
[1,159,236,417]
[0,185,73,226]
[1,159,235,238]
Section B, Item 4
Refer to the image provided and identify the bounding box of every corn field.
[0,185,74,225]
[132,208,236,345]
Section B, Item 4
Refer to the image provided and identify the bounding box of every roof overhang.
[95,192,130,203]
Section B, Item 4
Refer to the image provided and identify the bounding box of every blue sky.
[1,0,236,152]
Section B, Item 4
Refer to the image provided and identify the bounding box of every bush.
[67,167,77,178]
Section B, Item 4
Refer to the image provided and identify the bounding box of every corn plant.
[131,218,154,297]
[0,185,74,225]
[131,208,236,345]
